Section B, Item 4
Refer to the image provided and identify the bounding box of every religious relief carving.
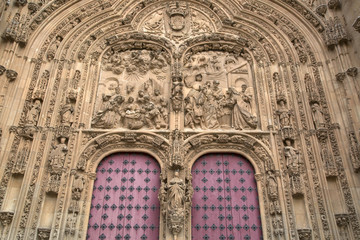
[25,99,42,126]
[92,48,170,130]
[162,171,188,240]
[5,69,18,81]
[60,94,76,127]
[46,35,62,61]
[183,52,257,130]
[311,102,326,129]
[48,136,68,174]
[284,139,303,197]
[291,38,307,64]
[274,72,292,130]
[316,129,337,176]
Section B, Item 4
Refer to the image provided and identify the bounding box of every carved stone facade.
[0,0,360,239]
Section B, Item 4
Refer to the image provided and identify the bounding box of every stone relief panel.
[140,2,214,43]
[183,51,258,130]
[91,48,171,130]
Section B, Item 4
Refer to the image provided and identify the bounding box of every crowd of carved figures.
[183,52,258,130]
[91,49,170,130]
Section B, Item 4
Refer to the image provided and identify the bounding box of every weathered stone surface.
[0,0,359,239]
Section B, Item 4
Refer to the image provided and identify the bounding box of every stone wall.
[0,0,359,239]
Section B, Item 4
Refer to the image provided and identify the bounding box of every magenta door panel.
[192,154,263,240]
[87,153,161,240]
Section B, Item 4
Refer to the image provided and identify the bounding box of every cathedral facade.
[0,0,359,239]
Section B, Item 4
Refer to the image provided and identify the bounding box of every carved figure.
[232,85,258,130]
[218,88,236,128]
[168,171,185,210]
[276,99,291,127]
[284,139,300,175]
[122,97,142,129]
[49,137,68,173]
[311,103,326,129]
[46,35,62,61]
[60,98,74,126]
[25,99,42,126]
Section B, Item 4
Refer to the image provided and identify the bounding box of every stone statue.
[25,99,42,126]
[311,102,326,129]
[167,171,185,209]
[72,175,85,200]
[46,35,63,61]
[49,137,68,174]
[218,88,236,128]
[276,99,291,127]
[60,97,74,126]
[284,139,303,196]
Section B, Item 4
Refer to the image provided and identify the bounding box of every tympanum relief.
[92,48,170,130]
[183,52,258,130]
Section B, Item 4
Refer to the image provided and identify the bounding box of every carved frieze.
[5,69,18,81]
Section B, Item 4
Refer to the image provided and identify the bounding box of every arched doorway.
[86,153,161,240]
[191,153,263,240]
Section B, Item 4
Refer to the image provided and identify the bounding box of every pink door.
[192,154,263,240]
[87,153,161,240]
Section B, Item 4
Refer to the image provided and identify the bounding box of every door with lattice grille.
[86,153,161,240]
[191,153,263,240]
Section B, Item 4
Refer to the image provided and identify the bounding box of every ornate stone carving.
[298,229,312,240]
[92,48,170,129]
[284,139,303,197]
[349,131,360,172]
[0,65,5,75]
[346,67,358,77]
[311,102,326,129]
[25,99,42,126]
[12,138,32,174]
[15,0,27,6]
[328,0,341,9]
[325,17,349,47]
[336,72,346,82]
[169,129,185,169]
[5,69,18,81]
[71,175,84,201]
[2,13,20,41]
[353,17,360,33]
[33,70,50,100]
[183,52,257,130]
[0,211,14,226]
[37,228,51,240]
[316,5,327,17]
[292,38,307,63]
[48,137,68,174]
[46,35,62,61]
